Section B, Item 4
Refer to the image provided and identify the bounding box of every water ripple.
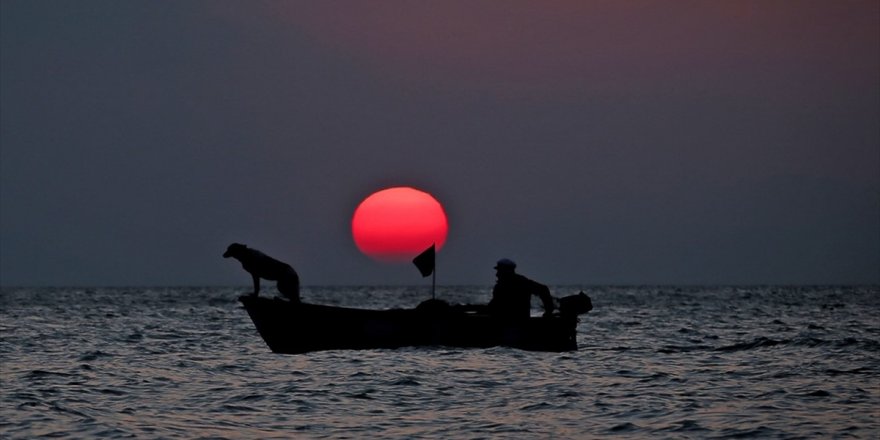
[1,286,878,439]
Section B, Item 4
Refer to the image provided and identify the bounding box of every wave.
[78,350,113,361]
[714,337,787,352]
[825,367,876,376]
[658,344,714,354]
[649,335,880,354]
[23,369,77,379]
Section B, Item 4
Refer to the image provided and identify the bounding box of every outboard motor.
[558,291,593,318]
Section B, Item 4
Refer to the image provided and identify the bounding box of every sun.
[352,187,448,262]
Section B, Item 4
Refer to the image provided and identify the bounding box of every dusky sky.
[1,1,878,287]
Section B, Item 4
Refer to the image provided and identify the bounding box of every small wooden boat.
[239,292,592,354]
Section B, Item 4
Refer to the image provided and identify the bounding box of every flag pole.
[412,243,437,301]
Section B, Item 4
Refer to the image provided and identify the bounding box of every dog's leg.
[251,274,260,297]
[278,277,300,302]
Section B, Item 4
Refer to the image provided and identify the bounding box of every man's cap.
[494,258,516,269]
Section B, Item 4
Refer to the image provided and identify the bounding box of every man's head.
[223,243,248,258]
[494,258,517,276]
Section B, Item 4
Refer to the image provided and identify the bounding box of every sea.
[0,286,877,439]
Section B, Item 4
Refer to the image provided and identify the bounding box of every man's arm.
[532,281,555,315]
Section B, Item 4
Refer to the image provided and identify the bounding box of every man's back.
[489,273,548,319]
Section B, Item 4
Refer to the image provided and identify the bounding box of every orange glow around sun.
[352,187,448,262]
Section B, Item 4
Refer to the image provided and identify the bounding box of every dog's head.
[223,243,248,258]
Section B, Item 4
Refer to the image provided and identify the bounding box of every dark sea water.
[1,286,877,439]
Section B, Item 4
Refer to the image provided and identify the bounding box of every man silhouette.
[488,258,554,319]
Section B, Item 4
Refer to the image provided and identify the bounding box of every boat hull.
[239,296,580,354]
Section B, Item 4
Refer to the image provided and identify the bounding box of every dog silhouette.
[223,243,300,301]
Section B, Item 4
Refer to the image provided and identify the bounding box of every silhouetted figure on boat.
[223,243,300,302]
[489,258,555,319]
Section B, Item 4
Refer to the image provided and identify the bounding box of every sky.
[1,1,878,287]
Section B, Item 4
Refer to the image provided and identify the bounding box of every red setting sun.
[352,187,448,262]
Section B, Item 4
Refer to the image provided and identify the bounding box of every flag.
[412,244,435,277]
